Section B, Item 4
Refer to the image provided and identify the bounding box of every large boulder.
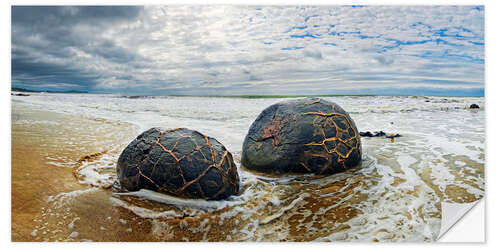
[117,128,239,200]
[241,98,362,175]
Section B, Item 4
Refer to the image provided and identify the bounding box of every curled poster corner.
[438,198,483,241]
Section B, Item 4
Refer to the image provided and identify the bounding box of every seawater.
[11,93,484,242]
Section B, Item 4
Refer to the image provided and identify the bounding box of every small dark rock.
[117,127,239,200]
[122,95,155,99]
[361,131,401,139]
[360,131,373,137]
[470,104,480,109]
[360,131,386,137]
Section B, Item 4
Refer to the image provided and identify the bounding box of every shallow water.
[11,93,484,242]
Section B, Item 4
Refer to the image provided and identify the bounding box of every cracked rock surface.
[242,98,362,175]
[117,128,239,200]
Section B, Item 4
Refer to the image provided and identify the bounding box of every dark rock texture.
[360,131,386,137]
[241,98,362,175]
[117,128,239,200]
[470,104,480,109]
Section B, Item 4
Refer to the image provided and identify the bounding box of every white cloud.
[11,6,484,95]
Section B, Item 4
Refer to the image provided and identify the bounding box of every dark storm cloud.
[11,56,99,84]
[11,6,143,90]
[12,6,142,26]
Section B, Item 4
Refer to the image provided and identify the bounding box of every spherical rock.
[117,128,239,200]
[241,98,362,175]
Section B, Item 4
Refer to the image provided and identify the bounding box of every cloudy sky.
[11,5,484,96]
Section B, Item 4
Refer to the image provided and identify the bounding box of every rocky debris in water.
[12,93,30,96]
[241,97,362,175]
[441,98,460,103]
[121,95,156,99]
[469,104,480,109]
[360,131,372,137]
[360,131,386,137]
[117,127,239,200]
[360,131,401,138]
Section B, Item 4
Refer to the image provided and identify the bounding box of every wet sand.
[11,97,484,242]
[11,104,144,241]
[10,103,370,242]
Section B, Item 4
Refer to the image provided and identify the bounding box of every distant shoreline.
[177,94,376,98]
[11,87,484,98]
[11,87,88,94]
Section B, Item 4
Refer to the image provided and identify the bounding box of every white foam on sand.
[113,188,252,211]
[259,193,309,225]
[75,152,119,188]
[13,94,484,242]
[47,188,99,209]
[67,217,79,230]
[47,188,99,203]
[109,197,180,219]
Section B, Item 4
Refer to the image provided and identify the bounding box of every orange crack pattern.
[300,100,361,174]
[125,128,239,200]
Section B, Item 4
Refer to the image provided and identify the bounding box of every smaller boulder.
[117,128,239,200]
[469,104,480,109]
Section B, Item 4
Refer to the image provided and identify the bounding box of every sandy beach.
[11,103,146,241]
[11,93,484,242]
